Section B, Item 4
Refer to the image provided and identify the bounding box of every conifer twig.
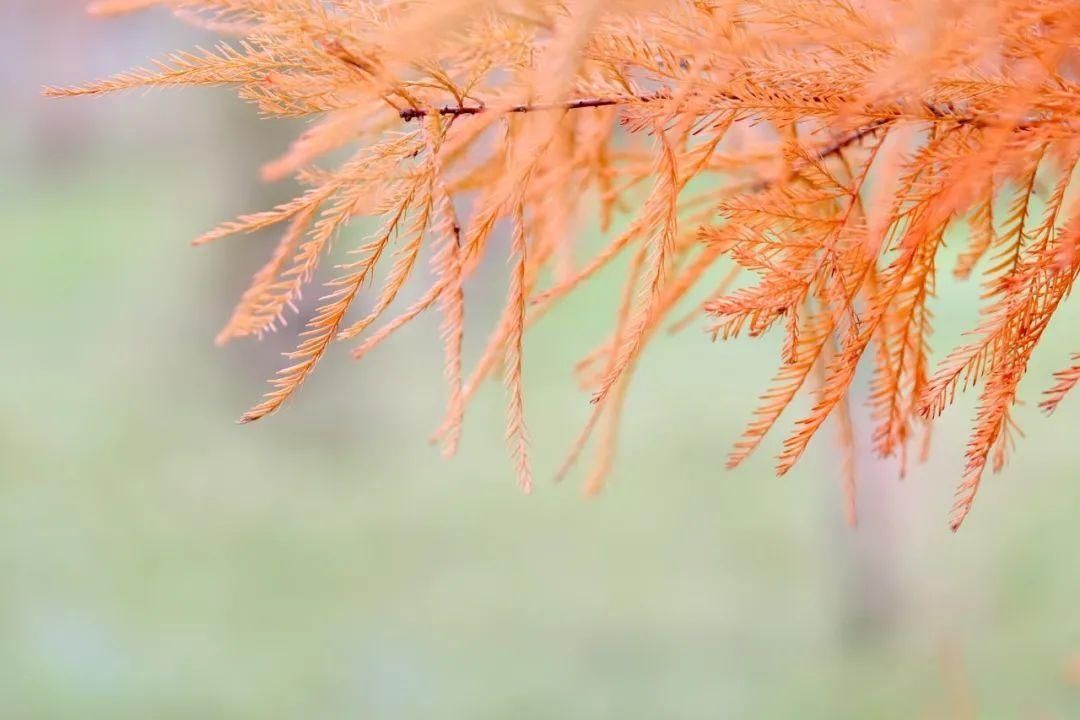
[51,0,1080,529]
[398,94,664,121]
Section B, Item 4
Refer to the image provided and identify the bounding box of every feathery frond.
[54,0,1080,529]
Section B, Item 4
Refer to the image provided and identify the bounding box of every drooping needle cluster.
[49,0,1080,529]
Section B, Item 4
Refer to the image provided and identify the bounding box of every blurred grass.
[6,20,1080,716]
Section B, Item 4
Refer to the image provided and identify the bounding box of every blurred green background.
[5,3,1080,718]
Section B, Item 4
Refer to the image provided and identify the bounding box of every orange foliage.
[48,0,1080,529]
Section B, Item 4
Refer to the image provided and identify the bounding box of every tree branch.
[400,94,663,122]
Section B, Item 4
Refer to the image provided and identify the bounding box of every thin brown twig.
[399,93,665,121]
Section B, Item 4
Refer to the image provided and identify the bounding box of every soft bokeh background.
[5,3,1080,718]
